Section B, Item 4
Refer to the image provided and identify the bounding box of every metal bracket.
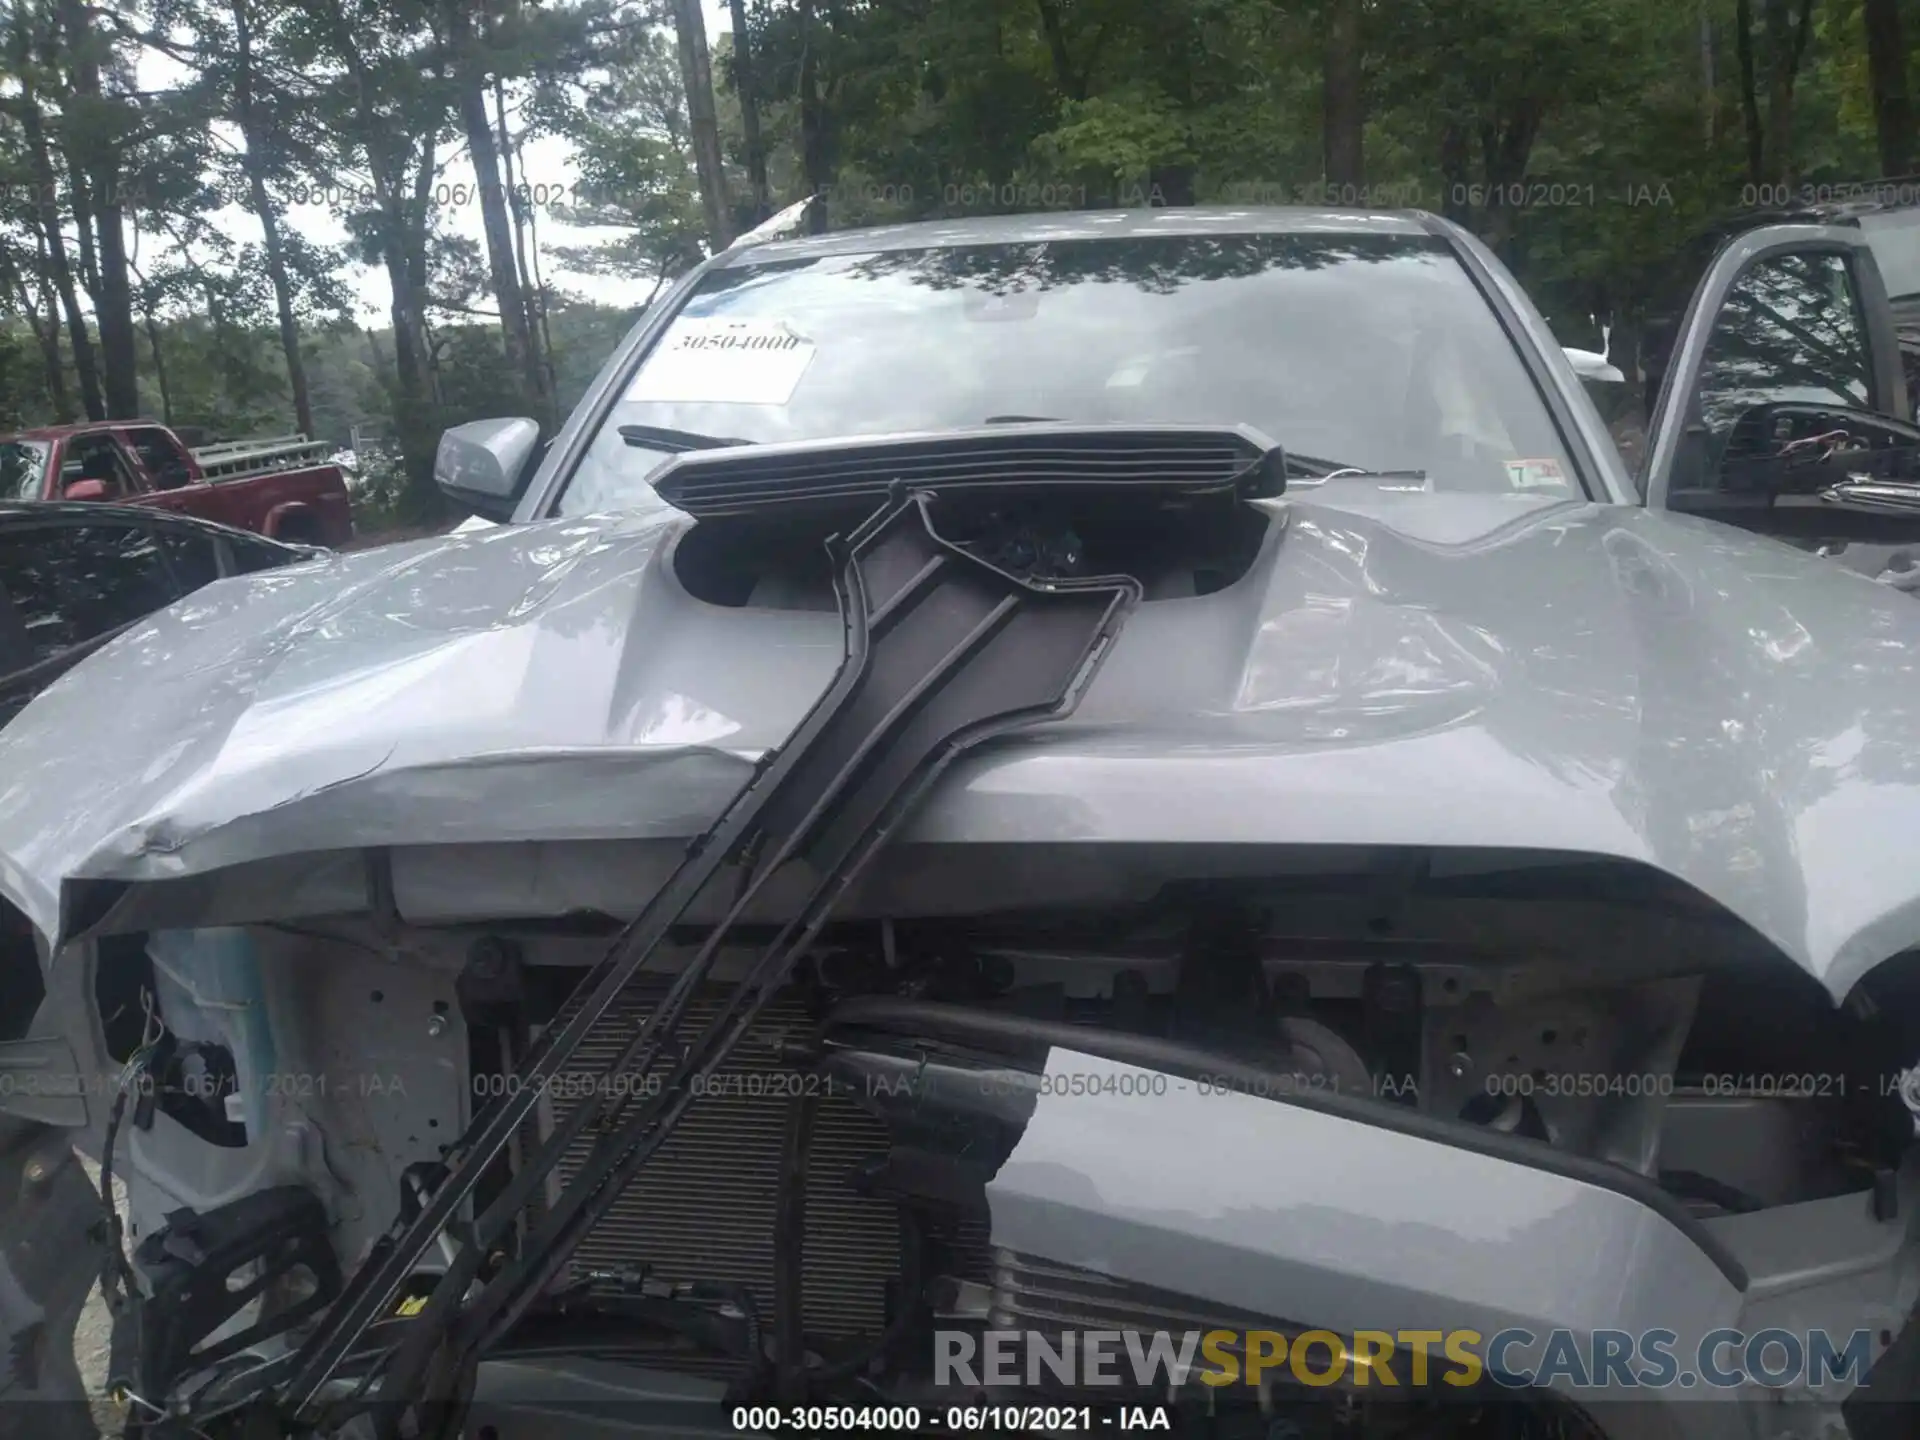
[262,491,1138,1425]
[125,1187,342,1403]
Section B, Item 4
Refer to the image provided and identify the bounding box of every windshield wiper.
[618,423,752,453]
[1285,450,1427,483]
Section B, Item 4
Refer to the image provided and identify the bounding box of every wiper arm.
[1286,450,1428,482]
[617,424,752,453]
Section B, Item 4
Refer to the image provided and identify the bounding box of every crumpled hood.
[6,493,1920,1001]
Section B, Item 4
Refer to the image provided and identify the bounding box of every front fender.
[984,1049,1917,1432]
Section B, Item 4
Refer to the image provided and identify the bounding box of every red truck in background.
[0,420,353,545]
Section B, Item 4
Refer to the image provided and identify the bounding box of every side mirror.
[63,479,109,502]
[435,417,542,522]
[1563,347,1625,384]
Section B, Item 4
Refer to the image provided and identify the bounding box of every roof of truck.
[2,421,165,443]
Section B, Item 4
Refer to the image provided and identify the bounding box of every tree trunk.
[671,0,734,249]
[494,77,558,407]
[493,80,537,328]
[797,0,832,229]
[67,169,101,303]
[24,209,98,419]
[727,0,771,220]
[459,68,543,408]
[1321,0,1363,189]
[519,165,560,404]
[88,186,141,417]
[12,1,101,418]
[406,128,436,351]
[58,0,139,417]
[12,269,72,422]
[1033,0,1088,100]
[202,278,235,396]
[143,308,174,426]
[1480,103,1543,264]
[447,0,547,417]
[381,185,428,403]
[1439,121,1471,224]
[318,0,439,515]
[403,129,446,509]
[1763,0,1814,184]
[1700,5,1717,144]
[1861,0,1913,177]
[232,0,315,436]
[1735,0,1764,182]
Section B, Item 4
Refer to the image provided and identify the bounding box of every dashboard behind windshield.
[559,231,1581,517]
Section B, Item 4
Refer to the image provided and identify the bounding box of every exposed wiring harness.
[100,988,164,1300]
[99,988,167,1424]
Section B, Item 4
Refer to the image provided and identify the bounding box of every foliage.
[0,0,1908,536]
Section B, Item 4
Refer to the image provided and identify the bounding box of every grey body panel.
[987,1052,1745,1398]
[990,1051,1920,1427]
[5,484,1920,1000]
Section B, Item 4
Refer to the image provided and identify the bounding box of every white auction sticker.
[1504,457,1569,490]
[625,318,817,405]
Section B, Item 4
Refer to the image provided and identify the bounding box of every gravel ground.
[74,1155,126,1439]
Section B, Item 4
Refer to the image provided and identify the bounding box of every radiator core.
[551,984,903,1343]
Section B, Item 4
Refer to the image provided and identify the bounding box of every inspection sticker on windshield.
[1504,458,1568,491]
[625,318,816,405]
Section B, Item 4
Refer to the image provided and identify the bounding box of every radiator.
[551,983,904,1344]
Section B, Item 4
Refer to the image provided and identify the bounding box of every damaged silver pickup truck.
[7,207,1920,1440]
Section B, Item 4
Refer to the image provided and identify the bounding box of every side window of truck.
[61,436,141,499]
[126,427,194,490]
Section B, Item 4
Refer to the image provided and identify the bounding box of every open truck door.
[1642,222,1920,581]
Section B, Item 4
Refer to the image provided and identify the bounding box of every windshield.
[0,441,50,502]
[559,232,1581,516]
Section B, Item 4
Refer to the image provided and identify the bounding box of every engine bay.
[87,861,1920,1439]
[65,493,1920,1439]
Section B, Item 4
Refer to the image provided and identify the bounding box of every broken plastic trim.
[267,490,1140,1424]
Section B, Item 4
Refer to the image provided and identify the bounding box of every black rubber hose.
[683,1281,766,1406]
[809,1203,924,1388]
[823,995,1328,1093]
[772,1088,817,1402]
[824,997,1752,1293]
